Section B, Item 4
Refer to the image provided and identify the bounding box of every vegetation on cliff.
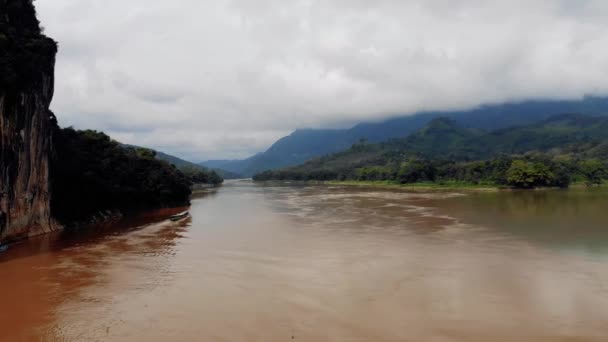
[2,2,216,230]
[254,115,608,189]
[51,128,194,223]
[125,145,224,185]
[0,1,218,236]
[0,0,57,91]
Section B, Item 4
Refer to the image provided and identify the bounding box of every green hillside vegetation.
[470,114,608,158]
[179,165,223,185]
[254,114,608,189]
[153,150,205,170]
[51,128,194,222]
[395,117,484,159]
[203,97,608,177]
[124,145,224,185]
[153,151,224,185]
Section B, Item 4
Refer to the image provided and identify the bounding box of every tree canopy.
[51,128,193,222]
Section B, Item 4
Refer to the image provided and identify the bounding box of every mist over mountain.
[202,96,608,177]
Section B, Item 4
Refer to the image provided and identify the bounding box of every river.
[1,180,607,341]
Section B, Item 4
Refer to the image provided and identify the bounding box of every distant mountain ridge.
[201,97,608,176]
[124,145,238,180]
[253,113,608,182]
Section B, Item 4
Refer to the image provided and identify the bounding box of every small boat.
[169,211,189,221]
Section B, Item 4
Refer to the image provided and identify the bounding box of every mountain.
[199,129,354,177]
[254,113,608,182]
[401,117,484,157]
[154,150,239,179]
[471,114,608,158]
[203,97,608,177]
[124,145,234,180]
[154,150,206,171]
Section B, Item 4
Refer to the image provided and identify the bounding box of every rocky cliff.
[0,0,59,242]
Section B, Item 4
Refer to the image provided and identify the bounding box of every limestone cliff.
[0,0,59,242]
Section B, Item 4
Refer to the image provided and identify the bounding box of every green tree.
[579,159,607,186]
[398,159,436,184]
[507,160,555,189]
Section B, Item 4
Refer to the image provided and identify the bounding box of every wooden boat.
[169,211,189,221]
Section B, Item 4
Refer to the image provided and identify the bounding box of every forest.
[51,128,222,223]
[254,115,608,189]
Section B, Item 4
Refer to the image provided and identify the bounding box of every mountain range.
[253,113,608,182]
[201,96,608,177]
[124,145,239,180]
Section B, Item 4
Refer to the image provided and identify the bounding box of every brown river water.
[1,180,608,341]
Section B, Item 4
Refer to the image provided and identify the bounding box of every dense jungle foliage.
[179,165,223,185]
[51,128,194,222]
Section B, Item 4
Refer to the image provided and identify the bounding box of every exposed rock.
[0,0,60,242]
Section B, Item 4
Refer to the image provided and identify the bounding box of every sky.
[36,0,608,161]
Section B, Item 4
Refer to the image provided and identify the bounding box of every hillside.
[154,150,207,170]
[254,114,608,187]
[471,114,608,157]
[52,129,193,223]
[124,145,226,183]
[203,97,608,176]
[398,117,484,158]
[152,150,239,179]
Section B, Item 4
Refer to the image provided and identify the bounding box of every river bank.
[324,180,607,192]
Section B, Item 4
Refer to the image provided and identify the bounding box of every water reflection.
[0,208,191,341]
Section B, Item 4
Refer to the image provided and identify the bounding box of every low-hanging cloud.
[36,0,608,160]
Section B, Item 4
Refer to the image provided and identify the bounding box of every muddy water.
[1,181,608,341]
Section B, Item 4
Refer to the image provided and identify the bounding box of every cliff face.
[0,0,59,242]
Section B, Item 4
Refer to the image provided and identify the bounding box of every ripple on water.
[3,182,608,341]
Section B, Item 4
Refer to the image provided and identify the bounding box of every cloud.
[35,0,608,160]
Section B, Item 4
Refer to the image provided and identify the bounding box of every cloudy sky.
[36,0,608,161]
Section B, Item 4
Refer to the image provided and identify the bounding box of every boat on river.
[169,211,189,221]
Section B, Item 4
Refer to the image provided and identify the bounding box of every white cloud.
[36,0,608,160]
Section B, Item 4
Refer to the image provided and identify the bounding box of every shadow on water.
[0,208,195,341]
[191,187,220,200]
[0,187,220,264]
[0,206,199,266]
